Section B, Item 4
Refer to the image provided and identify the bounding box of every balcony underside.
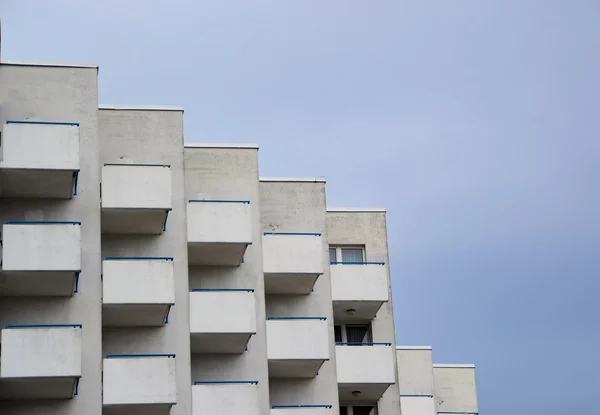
[268,359,326,379]
[103,404,173,415]
[338,382,392,402]
[332,300,386,321]
[102,304,170,327]
[264,273,320,295]
[0,168,75,199]
[190,333,252,354]
[101,208,168,235]
[187,242,248,266]
[0,376,78,400]
[0,270,76,296]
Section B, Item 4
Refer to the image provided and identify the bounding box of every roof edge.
[185,143,259,149]
[396,345,433,350]
[1,60,98,69]
[259,176,326,183]
[99,104,184,112]
[433,363,476,368]
[327,207,386,213]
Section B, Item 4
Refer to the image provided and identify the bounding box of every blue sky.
[1,1,598,414]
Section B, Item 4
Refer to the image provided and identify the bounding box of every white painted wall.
[433,365,478,413]
[101,165,172,209]
[330,264,388,302]
[102,259,174,304]
[396,348,435,396]
[400,397,436,415]
[271,408,332,415]
[192,383,260,415]
[266,319,329,361]
[187,202,252,244]
[0,327,82,377]
[262,234,324,275]
[1,223,81,271]
[335,345,395,384]
[102,357,177,405]
[0,122,79,169]
[189,291,256,334]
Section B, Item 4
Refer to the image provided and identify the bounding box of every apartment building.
[397,346,479,415]
[0,32,403,415]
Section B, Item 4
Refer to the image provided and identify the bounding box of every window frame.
[334,322,373,344]
[329,245,366,263]
[339,404,379,415]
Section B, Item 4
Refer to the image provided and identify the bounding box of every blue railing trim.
[5,220,81,225]
[272,405,333,409]
[74,377,81,396]
[164,305,172,325]
[401,394,434,398]
[163,210,170,232]
[194,380,258,385]
[106,353,175,359]
[264,232,321,236]
[191,288,255,293]
[73,171,80,196]
[336,342,392,346]
[5,323,82,329]
[104,256,174,261]
[103,163,171,168]
[6,120,79,126]
[330,261,385,265]
[74,271,81,294]
[189,199,250,204]
[267,316,326,321]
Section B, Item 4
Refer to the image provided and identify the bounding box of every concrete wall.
[259,179,339,410]
[0,61,102,415]
[184,145,270,415]
[396,347,435,396]
[98,107,191,415]
[433,365,478,414]
[192,383,260,415]
[326,210,401,415]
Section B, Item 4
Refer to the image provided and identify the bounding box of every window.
[339,406,377,415]
[340,406,348,415]
[329,246,365,263]
[334,323,372,344]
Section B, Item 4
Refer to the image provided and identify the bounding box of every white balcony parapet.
[266,317,329,378]
[0,121,80,199]
[103,354,176,414]
[262,232,324,294]
[399,395,436,415]
[187,200,252,266]
[335,342,395,401]
[432,364,479,415]
[271,405,333,415]
[102,257,175,327]
[0,221,81,296]
[190,288,256,354]
[101,164,172,234]
[330,261,389,320]
[0,323,82,400]
[193,381,259,415]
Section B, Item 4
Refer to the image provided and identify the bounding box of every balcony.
[102,257,175,327]
[330,262,389,320]
[189,289,256,354]
[262,232,324,294]
[193,381,259,415]
[335,343,395,401]
[266,317,329,378]
[271,405,333,415]
[103,354,176,415]
[0,324,82,400]
[0,221,81,296]
[187,200,252,266]
[432,364,478,415]
[399,396,436,415]
[0,121,80,199]
[101,164,172,234]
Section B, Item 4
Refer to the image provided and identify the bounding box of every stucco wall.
[397,348,435,396]
[433,365,478,413]
[0,62,102,415]
[326,210,401,415]
[98,108,191,415]
[184,146,270,415]
[259,180,339,411]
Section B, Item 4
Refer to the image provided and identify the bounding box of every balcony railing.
[0,324,82,400]
[101,164,172,234]
[266,317,329,378]
[262,232,324,294]
[102,256,175,327]
[0,221,81,296]
[187,200,252,266]
[193,380,259,415]
[190,288,256,353]
[271,405,333,415]
[103,354,177,411]
[0,120,80,199]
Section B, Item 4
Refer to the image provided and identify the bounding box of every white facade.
[0,28,480,415]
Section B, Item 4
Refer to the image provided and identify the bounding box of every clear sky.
[1,1,598,414]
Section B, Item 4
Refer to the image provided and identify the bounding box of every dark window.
[334,325,342,343]
[353,406,376,415]
[329,248,337,263]
[345,324,371,344]
[339,406,348,415]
